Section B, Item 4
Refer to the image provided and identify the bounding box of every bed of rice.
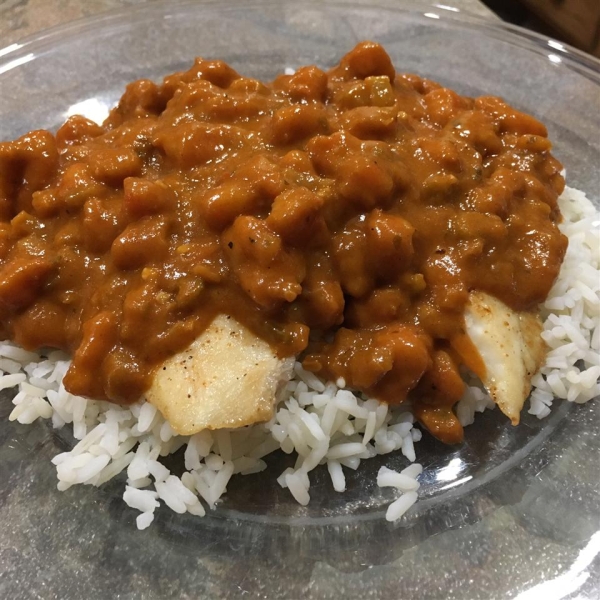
[1,186,598,529]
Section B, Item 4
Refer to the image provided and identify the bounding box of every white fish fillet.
[146,314,294,435]
[464,291,547,424]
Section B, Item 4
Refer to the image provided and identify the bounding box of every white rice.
[1,186,598,528]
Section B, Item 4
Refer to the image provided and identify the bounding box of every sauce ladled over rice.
[0,42,568,443]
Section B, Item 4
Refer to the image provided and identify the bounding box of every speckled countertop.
[1,0,496,45]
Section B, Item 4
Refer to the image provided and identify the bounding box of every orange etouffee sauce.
[0,42,567,443]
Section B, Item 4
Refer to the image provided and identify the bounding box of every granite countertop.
[1,0,496,45]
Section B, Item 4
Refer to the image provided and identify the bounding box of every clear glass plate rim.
[1,0,599,82]
[0,0,597,529]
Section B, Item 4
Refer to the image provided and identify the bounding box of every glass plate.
[0,2,598,598]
